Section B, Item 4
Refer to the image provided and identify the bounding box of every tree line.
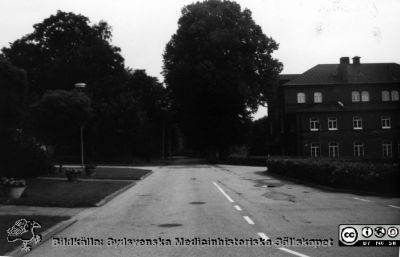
[1,1,282,176]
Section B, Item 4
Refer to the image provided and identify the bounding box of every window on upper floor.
[328,117,338,131]
[297,92,306,103]
[361,91,370,102]
[314,92,323,103]
[309,117,320,131]
[354,142,365,157]
[381,116,391,129]
[391,90,399,101]
[353,116,363,130]
[351,91,360,102]
[382,141,392,158]
[382,91,390,102]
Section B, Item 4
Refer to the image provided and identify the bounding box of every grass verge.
[47,167,151,180]
[0,215,70,255]
[0,178,132,207]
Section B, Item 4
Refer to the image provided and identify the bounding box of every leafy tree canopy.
[163,0,282,156]
[0,57,28,135]
[93,69,167,159]
[29,90,92,148]
[1,10,125,101]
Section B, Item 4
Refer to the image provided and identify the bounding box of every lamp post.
[75,82,86,168]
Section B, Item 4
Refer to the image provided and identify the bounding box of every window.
[297,92,306,103]
[382,91,390,101]
[328,142,339,158]
[361,91,370,102]
[310,143,320,157]
[382,141,392,158]
[353,116,363,130]
[391,90,399,101]
[354,142,365,157]
[328,117,338,131]
[314,92,323,103]
[310,117,320,131]
[352,91,360,102]
[381,116,391,129]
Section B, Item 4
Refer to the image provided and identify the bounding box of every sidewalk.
[38,176,135,182]
[0,205,87,216]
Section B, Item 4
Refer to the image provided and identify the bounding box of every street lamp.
[74,82,86,168]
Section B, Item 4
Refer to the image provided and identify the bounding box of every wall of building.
[282,83,399,160]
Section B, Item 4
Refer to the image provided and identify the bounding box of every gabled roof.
[285,63,400,86]
[278,74,299,86]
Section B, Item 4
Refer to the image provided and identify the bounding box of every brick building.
[275,57,400,160]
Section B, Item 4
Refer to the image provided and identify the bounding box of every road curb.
[94,181,136,207]
[6,218,77,257]
[95,170,152,207]
[139,170,153,181]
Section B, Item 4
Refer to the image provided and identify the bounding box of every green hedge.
[1,139,54,178]
[266,158,399,195]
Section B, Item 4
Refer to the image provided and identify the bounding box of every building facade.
[277,57,400,160]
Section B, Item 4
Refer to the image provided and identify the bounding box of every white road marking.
[213,182,234,203]
[352,197,371,202]
[258,232,270,240]
[234,205,242,211]
[279,247,311,257]
[243,216,255,225]
[389,205,400,209]
[212,182,311,257]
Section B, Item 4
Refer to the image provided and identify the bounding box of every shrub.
[0,139,54,178]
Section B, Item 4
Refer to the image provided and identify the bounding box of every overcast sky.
[1,0,399,118]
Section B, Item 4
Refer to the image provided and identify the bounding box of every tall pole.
[75,82,86,168]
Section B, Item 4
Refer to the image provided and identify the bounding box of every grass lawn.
[47,167,151,180]
[0,215,70,255]
[0,178,132,207]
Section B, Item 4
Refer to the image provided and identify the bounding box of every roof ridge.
[284,62,400,86]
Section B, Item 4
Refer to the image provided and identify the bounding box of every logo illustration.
[387,227,399,238]
[374,226,386,238]
[341,227,358,245]
[361,227,373,238]
[6,219,42,252]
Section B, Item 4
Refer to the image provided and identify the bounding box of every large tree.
[163,0,282,158]
[0,57,28,138]
[94,70,168,160]
[29,90,92,166]
[0,57,29,163]
[1,10,125,102]
[0,58,53,177]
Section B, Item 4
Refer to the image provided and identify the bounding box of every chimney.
[352,56,361,65]
[338,57,349,81]
[340,57,350,64]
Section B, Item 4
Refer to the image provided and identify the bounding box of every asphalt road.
[26,165,400,257]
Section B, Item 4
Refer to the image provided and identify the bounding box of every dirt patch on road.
[262,191,296,203]
[189,201,206,205]
[245,178,284,188]
[158,223,182,228]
